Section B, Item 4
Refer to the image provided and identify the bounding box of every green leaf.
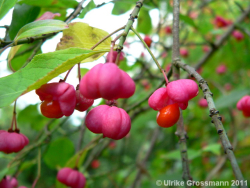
[19,159,36,171]
[17,104,48,131]
[43,138,75,169]
[179,14,197,29]
[161,149,202,160]
[0,167,9,180]
[0,0,18,20]
[14,19,68,42]
[9,3,40,40]
[57,22,111,52]
[0,47,109,108]
[80,68,89,77]
[202,143,221,156]
[78,0,96,19]
[65,142,95,169]
[8,42,42,71]
[111,1,135,15]
[215,89,250,109]
[17,0,78,8]
[136,8,152,34]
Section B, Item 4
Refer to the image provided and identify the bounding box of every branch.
[116,0,144,51]
[172,0,192,186]
[194,5,250,70]
[174,60,247,188]
[0,0,88,50]
[65,0,86,24]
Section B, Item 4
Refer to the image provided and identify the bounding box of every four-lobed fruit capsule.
[0,176,18,188]
[148,79,199,111]
[0,130,29,154]
[85,105,131,140]
[237,96,250,117]
[36,82,76,118]
[79,63,135,100]
[57,167,86,188]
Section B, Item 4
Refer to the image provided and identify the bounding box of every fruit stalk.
[131,27,168,84]
[174,60,247,187]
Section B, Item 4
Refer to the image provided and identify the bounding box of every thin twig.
[32,148,41,188]
[90,26,125,50]
[65,0,86,24]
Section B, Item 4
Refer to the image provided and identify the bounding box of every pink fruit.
[165,64,171,72]
[36,82,76,118]
[75,90,94,112]
[79,63,135,100]
[189,11,198,19]
[6,176,18,188]
[216,64,227,74]
[165,26,172,34]
[108,141,116,149]
[106,51,125,63]
[213,16,229,28]
[144,36,152,47]
[198,98,208,108]
[148,79,199,111]
[148,88,173,111]
[202,46,210,52]
[237,96,250,117]
[0,131,29,154]
[180,48,189,57]
[85,105,131,140]
[167,79,199,103]
[91,160,100,169]
[36,12,61,21]
[0,177,11,188]
[161,52,167,58]
[141,79,150,91]
[224,83,232,91]
[0,176,18,188]
[57,168,86,188]
[232,30,244,41]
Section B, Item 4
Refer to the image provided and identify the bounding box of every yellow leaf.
[57,22,111,63]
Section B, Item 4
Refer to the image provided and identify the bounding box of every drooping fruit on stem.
[36,82,76,118]
[85,105,131,140]
[80,63,135,100]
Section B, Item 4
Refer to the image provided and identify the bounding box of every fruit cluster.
[80,62,135,139]
[0,176,27,188]
[0,130,29,154]
[148,79,199,127]
[57,167,86,188]
[36,82,94,118]
[35,53,135,140]
[237,96,250,117]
